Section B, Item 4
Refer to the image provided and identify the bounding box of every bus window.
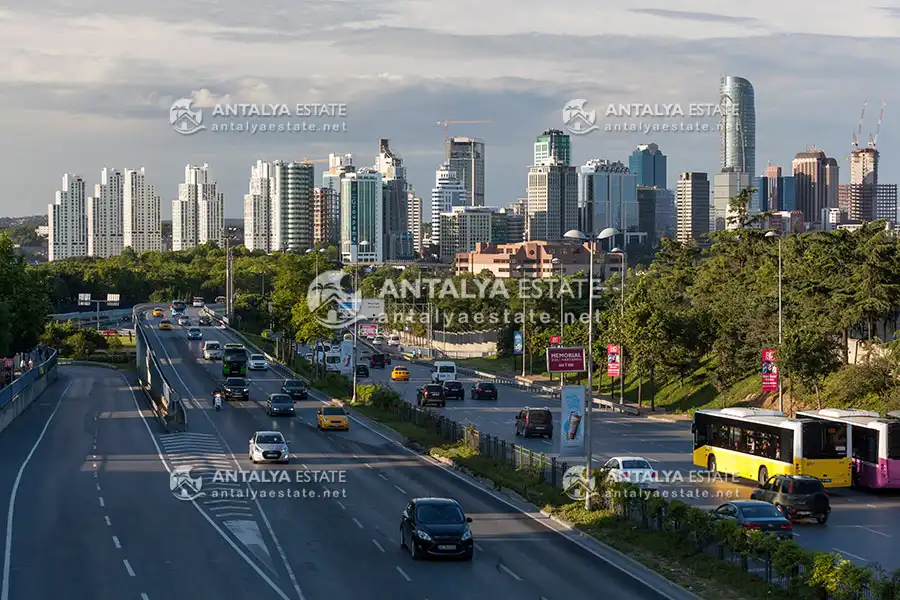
[803,421,847,459]
[888,423,900,460]
[693,423,708,449]
[852,427,878,463]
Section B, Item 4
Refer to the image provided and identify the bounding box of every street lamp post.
[552,257,564,385]
[307,248,328,376]
[515,265,527,377]
[609,246,626,404]
[765,231,784,412]
[351,241,369,404]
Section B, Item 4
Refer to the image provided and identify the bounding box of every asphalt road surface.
[0,365,281,600]
[138,307,696,600]
[343,341,900,570]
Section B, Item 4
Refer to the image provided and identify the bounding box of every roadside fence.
[0,347,58,434]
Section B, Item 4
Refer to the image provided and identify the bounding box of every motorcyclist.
[213,386,223,410]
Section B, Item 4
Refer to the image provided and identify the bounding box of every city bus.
[692,407,852,488]
[798,409,900,489]
[171,300,186,314]
[222,343,248,376]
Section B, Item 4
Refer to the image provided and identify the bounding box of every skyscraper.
[172,164,223,250]
[713,171,751,230]
[430,162,467,241]
[312,187,339,246]
[533,129,571,166]
[843,147,897,222]
[720,76,756,179]
[407,190,423,253]
[446,137,485,206]
[676,172,710,244]
[792,149,838,224]
[171,192,197,251]
[525,164,578,241]
[123,168,162,253]
[340,169,383,262]
[577,159,638,240]
[87,168,124,258]
[375,139,411,259]
[825,158,839,209]
[49,174,87,261]
[763,165,782,211]
[629,143,667,188]
[272,161,315,252]
[243,160,273,252]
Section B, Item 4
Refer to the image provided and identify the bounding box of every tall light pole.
[552,257,564,385]
[597,228,622,402]
[307,247,328,375]
[514,264,527,377]
[765,231,784,412]
[222,227,237,323]
[351,240,369,403]
[564,228,601,509]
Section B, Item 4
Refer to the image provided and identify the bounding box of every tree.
[781,323,843,408]
[0,234,51,355]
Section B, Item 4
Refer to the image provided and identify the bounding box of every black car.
[198,316,212,326]
[417,384,445,408]
[470,381,497,400]
[369,353,386,369]
[515,407,553,438]
[442,381,464,400]
[750,475,831,524]
[222,377,249,400]
[281,380,308,400]
[712,501,793,539]
[266,393,295,417]
[356,365,370,378]
[400,497,474,561]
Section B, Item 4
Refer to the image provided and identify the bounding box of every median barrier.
[0,348,59,434]
[133,304,187,432]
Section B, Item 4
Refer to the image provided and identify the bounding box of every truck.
[222,343,248,376]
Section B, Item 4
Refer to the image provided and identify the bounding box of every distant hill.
[0,215,46,229]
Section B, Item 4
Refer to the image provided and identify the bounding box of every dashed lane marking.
[352,518,363,529]
[372,539,385,553]
[123,559,135,577]
[395,566,411,582]
[393,485,407,494]
[112,536,121,549]
[499,564,522,581]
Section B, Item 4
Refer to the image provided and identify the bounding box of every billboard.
[359,324,378,337]
[340,340,354,375]
[337,298,386,320]
[549,335,561,345]
[546,347,586,373]
[559,386,586,456]
[607,344,621,377]
[513,331,523,355]
[762,349,778,392]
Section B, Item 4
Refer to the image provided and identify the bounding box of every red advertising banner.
[607,344,621,377]
[549,335,561,345]
[762,349,778,392]
[546,347,586,373]
[359,324,378,337]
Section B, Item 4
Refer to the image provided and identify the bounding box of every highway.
[140,307,696,600]
[350,342,900,570]
[0,365,280,600]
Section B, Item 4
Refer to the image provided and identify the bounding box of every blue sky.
[1,0,898,220]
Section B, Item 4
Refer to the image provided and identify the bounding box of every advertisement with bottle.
[339,340,355,375]
[559,385,586,456]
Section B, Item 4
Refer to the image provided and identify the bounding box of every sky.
[1,0,899,220]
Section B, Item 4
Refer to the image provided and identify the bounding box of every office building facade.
[534,129,571,166]
[578,159,639,240]
[713,171,751,230]
[629,143,667,188]
[676,172,710,244]
[430,162,467,242]
[340,169,383,262]
[49,174,87,261]
[526,164,579,242]
[792,150,839,225]
[446,137,485,206]
[376,139,410,259]
[87,168,124,258]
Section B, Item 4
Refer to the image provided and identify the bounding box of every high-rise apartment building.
[430,162,467,242]
[340,169,383,262]
[48,174,87,261]
[791,149,839,225]
[446,137,485,206]
[171,193,197,251]
[720,76,756,179]
[407,190,423,253]
[123,168,162,253]
[762,166,782,211]
[312,187,339,246]
[272,161,315,252]
[323,153,355,195]
[172,164,223,250]
[534,129,571,166]
[376,139,411,259]
[629,143,667,188]
[713,171,751,230]
[243,160,273,252]
[87,168,124,258]
[526,163,579,242]
[676,172,710,244]
[825,158,839,209]
[439,206,498,262]
[577,159,638,240]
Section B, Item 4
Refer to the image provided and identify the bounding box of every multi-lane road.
[133,308,693,600]
[353,341,900,569]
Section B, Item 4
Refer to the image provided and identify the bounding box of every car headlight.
[415,530,431,541]
[461,528,471,541]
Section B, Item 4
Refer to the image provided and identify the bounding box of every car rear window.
[621,459,652,470]
[445,382,462,389]
[226,378,246,386]
[478,383,495,390]
[740,504,783,519]
[425,385,443,394]
[528,410,552,422]
[790,480,825,494]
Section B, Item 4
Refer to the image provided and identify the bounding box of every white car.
[248,354,269,370]
[603,456,658,489]
[203,341,222,360]
[372,335,384,345]
[249,430,289,464]
[388,334,400,346]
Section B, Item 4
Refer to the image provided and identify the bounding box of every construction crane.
[300,157,329,164]
[852,100,867,148]
[870,100,887,149]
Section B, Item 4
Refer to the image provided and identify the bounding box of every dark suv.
[281,379,308,400]
[442,381,464,400]
[750,475,831,524]
[369,353,386,369]
[515,407,553,439]
[470,381,497,400]
[266,393,295,417]
[417,384,445,408]
[222,377,249,400]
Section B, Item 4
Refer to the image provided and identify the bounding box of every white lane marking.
[112,536,121,549]
[378,473,388,480]
[395,566,411,582]
[866,504,877,508]
[499,564,522,581]
[336,500,346,510]
[352,517,363,529]
[859,526,890,537]
[393,485,407,494]
[96,483,101,491]
[364,463,373,469]
[125,368,297,600]
[833,548,867,561]
[372,539,385,553]
[141,594,150,600]
[474,542,484,551]
[123,559,135,577]
[98,497,105,507]
[2,380,70,600]
[104,516,111,526]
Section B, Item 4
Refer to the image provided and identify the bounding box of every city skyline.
[1,0,897,218]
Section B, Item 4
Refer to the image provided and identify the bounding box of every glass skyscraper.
[720,76,756,181]
[629,143,667,188]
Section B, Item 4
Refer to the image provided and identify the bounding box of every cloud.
[628,8,762,24]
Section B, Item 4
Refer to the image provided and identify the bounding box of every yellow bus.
[692,408,851,488]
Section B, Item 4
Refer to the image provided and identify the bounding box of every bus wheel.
[758,466,768,486]
[707,455,717,474]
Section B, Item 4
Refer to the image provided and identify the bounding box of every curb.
[646,416,678,423]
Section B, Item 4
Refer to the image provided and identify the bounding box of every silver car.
[249,431,289,464]
[178,316,191,326]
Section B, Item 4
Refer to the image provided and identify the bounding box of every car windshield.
[740,504,783,519]
[284,381,305,389]
[416,503,465,524]
[161,320,171,324]
[791,480,825,494]
[621,459,652,470]
[323,407,346,416]
[206,343,220,349]
[438,366,454,373]
[189,328,200,333]
[270,395,292,404]
[257,434,284,444]
[250,354,265,360]
[226,378,247,386]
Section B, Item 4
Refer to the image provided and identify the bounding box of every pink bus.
[797,409,900,489]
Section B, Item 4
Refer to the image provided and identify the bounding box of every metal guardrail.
[0,347,59,434]
[133,304,187,431]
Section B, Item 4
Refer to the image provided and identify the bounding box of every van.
[430,361,457,383]
[388,334,400,346]
[515,407,553,439]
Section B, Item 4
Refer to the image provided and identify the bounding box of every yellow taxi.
[391,366,409,381]
[316,405,349,431]
[159,319,173,330]
[152,308,164,318]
